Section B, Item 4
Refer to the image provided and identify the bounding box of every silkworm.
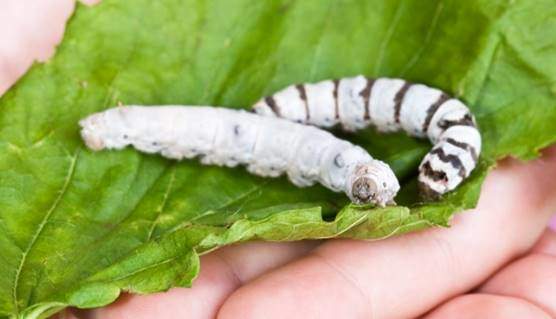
[253,76,481,199]
[79,106,400,206]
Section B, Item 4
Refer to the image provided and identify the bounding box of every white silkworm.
[253,75,482,199]
[79,106,400,206]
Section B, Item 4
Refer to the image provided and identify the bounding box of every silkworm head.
[347,161,400,207]
[351,176,378,204]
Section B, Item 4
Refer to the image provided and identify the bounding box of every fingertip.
[480,254,556,317]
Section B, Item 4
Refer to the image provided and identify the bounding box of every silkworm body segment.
[253,76,482,199]
[79,106,400,206]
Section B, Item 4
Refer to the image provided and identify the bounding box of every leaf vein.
[11,148,79,315]
[374,2,405,75]
[399,0,444,76]
[146,166,177,241]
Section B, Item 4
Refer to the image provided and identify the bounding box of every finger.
[218,146,556,319]
[531,228,556,255]
[424,294,551,319]
[480,254,556,317]
[74,241,318,319]
[0,0,76,95]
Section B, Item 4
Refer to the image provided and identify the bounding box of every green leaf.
[0,0,555,317]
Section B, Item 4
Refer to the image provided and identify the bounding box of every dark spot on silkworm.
[333,79,340,120]
[393,81,412,124]
[123,134,128,139]
[422,93,450,134]
[421,161,448,182]
[152,142,158,146]
[264,96,281,117]
[359,77,374,121]
[382,182,387,187]
[429,147,467,178]
[445,138,479,163]
[296,84,310,121]
[234,125,241,136]
[438,113,476,130]
[334,154,344,167]
[296,119,303,123]
[296,84,307,101]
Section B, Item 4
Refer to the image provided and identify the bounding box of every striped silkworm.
[79,106,400,206]
[253,75,481,199]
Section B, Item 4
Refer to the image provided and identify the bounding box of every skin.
[2,1,555,318]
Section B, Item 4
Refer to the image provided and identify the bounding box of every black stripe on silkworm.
[445,137,479,163]
[430,147,467,178]
[438,113,476,130]
[393,81,412,124]
[264,96,281,117]
[359,77,374,121]
[295,84,310,121]
[333,79,340,120]
[421,161,448,182]
[418,180,441,200]
[422,93,450,133]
